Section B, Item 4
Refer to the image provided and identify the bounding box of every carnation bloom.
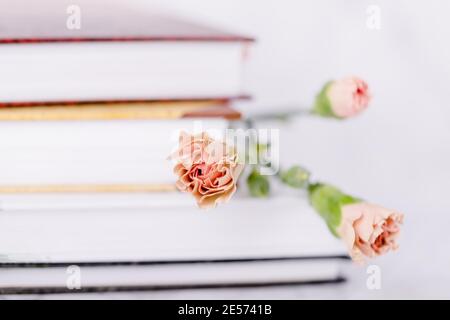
[169,132,243,209]
[337,202,404,263]
[308,183,404,263]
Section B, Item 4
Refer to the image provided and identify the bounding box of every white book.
[0,119,228,186]
[0,2,253,103]
[0,195,349,292]
[0,260,346,294]
[0,195,347,262]
[0,42,247,103]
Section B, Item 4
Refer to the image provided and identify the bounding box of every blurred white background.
[127,0,450,299]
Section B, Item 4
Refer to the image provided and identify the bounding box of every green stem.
[245,108,312,123]
[307,182,322,196]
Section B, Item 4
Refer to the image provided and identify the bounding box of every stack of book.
[0,1,349,296]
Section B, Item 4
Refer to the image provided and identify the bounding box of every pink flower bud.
[326,76,371,118]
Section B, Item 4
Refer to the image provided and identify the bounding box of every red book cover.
[0,0,254,44]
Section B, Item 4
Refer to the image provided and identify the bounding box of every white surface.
[0,42,245,102]
[126,0,449,299]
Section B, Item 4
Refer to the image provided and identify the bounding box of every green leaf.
[247,169,270,198]
[308,183,359,236]
[311,82,338,118]
[280,165,310,189]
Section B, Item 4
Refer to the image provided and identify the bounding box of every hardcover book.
[0,116,231,191]
[0,0,254,103]
[0,195,349,293]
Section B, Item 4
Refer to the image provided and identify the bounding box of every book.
[0,195,348,262]
[0,259,346,295]
[0,195,349,293]
[0,0,254,104]
[0,116,230,190]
